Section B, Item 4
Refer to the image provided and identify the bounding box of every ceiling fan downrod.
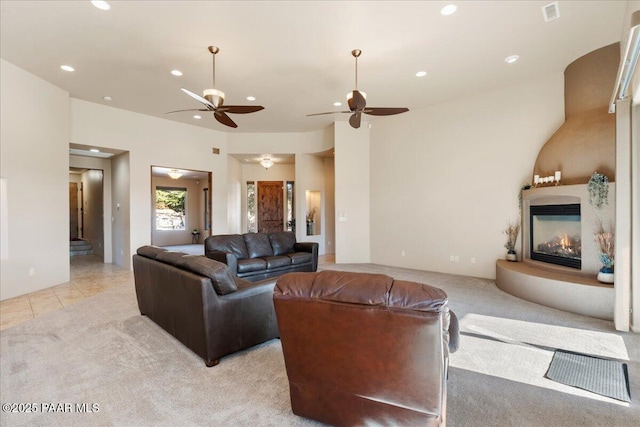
[208,46,219,88]
[352,49,361,90]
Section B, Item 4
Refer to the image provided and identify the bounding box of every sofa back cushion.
[243,233,274,258]
[180,256,238,295]
[155,251,189,266]
[137,245,167,259]
[269,231,296,255]
[205,234,249,259]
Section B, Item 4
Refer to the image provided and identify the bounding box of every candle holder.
[533,171,561,188]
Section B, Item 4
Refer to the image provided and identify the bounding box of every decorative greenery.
[594,221,615,270]
[503,222,520,253]
[588,172,609,208]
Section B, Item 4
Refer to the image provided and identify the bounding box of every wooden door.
[257,181,284,233]
[69,182,79,239]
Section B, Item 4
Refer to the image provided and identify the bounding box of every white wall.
[111,153,130,268]
[324,158,335,255]
[69,154,113,263]
[369,74,565,279]
[70,99,228,267]
[334,122,371,263]
[0,59,70,300]
[227,156,242,234]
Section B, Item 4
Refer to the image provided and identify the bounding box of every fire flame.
[560,234,569,249]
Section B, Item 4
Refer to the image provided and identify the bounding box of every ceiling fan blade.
[218,105,265,114]
[349,112,362,129]
[214,111,238,128]
[181,88,215,110]
[363,107,409,116]
[166,108,210,114]
[307,111,352,117]
[352,90,366,110]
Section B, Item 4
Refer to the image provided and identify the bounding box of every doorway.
[68,169,104,259]
[257,181,284,233]
[69,182,81,239]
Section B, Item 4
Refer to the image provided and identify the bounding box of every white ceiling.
[0,1,629,133]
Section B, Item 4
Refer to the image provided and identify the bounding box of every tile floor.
[0,255,134,331]
[0,253,336,331]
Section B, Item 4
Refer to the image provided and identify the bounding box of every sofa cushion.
[137,245,167,259]
[179,255,238,295]
[269,231,296,255]
[287,252,313,265]
[238,258,267,273]
[206,234,249,259]
[262,255,291,269]
[244,233,274,258]
[155,251,189,266]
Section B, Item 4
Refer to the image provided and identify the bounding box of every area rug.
[545,350,631,402]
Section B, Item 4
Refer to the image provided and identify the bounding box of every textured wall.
[533,43,619,185]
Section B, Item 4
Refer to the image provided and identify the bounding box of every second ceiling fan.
[167,46,264,128]
[308,49,409,128]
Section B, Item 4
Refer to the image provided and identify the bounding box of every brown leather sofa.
[133,245,279,367]
[273,270,459,427]
[204,231,318,282]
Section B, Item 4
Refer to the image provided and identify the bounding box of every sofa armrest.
[294,242,319,271]
[205,250,239,275]
[448,310,460,354]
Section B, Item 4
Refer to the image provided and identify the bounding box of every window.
[247,181,256,233]
[286,181,295,232]
[155,187,187,230]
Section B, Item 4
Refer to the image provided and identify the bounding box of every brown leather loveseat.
[133,245,279,367]
[273,270,459,426]
[205,231,318,282]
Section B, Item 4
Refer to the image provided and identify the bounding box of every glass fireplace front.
[530,204,581,269]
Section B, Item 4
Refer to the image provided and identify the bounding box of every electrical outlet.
[454,256,459,262]
[449,255,454,261]
[401,250,405,257]
[29,267,35,276]
[471,257,476,264]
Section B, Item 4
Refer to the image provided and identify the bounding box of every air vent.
[212,147,220,155]
[542,2,560,22]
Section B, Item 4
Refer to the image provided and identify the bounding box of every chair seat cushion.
[238,258,267,273]
[263,255,291,269]
[288,252,313,264]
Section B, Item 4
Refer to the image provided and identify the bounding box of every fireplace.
[529,204,581,269]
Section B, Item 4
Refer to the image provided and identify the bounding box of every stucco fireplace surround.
[496,184,615,320]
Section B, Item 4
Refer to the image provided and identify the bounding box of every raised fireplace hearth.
[496,183,616,320]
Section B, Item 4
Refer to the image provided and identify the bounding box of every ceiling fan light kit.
[307,49,409,129]
[167,46,264,128]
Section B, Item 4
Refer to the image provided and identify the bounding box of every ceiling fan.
[308,49,409,129]
[167,46,264,128]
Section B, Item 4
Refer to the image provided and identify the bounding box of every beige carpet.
[1,263,638,426]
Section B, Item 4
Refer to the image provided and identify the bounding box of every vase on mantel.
[597,266,614,284]
[506,250,517,262]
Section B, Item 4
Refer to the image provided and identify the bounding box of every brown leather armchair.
[273,270,459,427]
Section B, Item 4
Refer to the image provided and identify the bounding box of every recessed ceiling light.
[441,4,458,16]
[170,70,183,76]
[505,55,520,64]
[60,65,75,72]
[334,102,342,107]
[247,96,256,101]
[91,1,111,11]
[193,115,202,119]
[103,96,112,101]
[89,148,100,153]
[416,71,427,77]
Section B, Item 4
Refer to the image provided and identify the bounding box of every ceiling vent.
[542,2,560,22]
